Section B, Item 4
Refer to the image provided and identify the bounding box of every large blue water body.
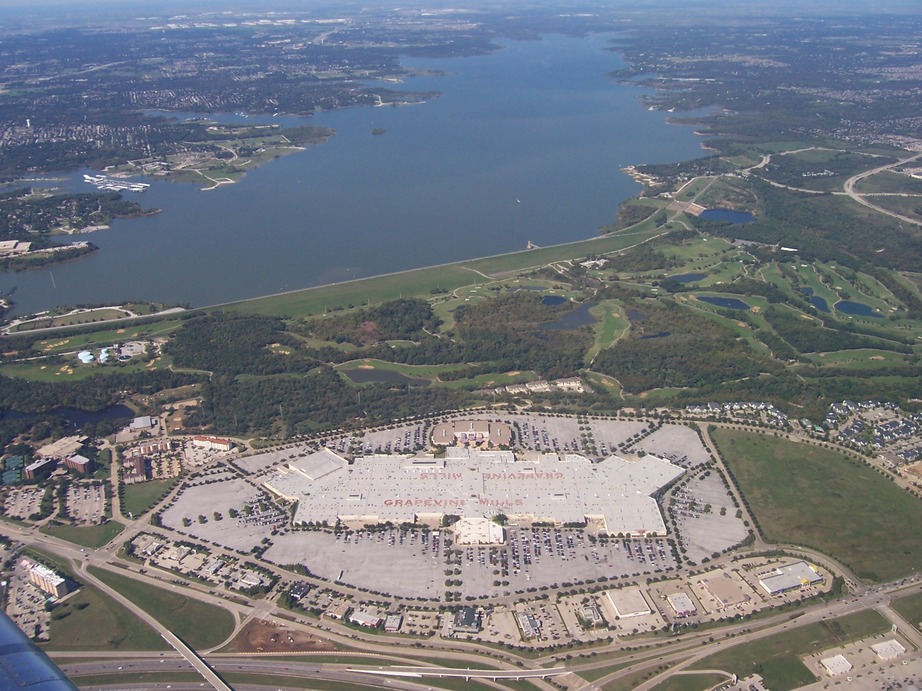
[0,34,705,315]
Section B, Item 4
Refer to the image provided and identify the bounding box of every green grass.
[89,566,235,649]
[41,583,166,652]
[0,361,151,382]
[586,300,630,363]
[688,610,890,691]
[892,591,922,635]
[711,429,922,582]
[40,521,124,549]
[335,358,470,381]
[650,673,729,691]
[121,478,178,517]
[854,170,922,195]
[805,349,909,369]
[27,319,184,351]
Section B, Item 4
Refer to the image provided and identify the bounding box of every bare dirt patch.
[231,620,335,654]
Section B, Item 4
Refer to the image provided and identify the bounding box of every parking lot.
[161,476,286,551]
[670,471,749,563]
[264,525,679,599]
[3,487,47,521]
[357,423,427,455]
[65,482,106,524]
[6,559,51,641]
[634,424,711,467]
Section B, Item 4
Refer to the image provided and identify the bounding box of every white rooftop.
[820,654,852,676]
[265,449,682,535]
[759,560,822,595]
[871,639,906,660]
[606,587,651,618]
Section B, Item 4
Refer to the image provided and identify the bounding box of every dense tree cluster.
[593,299,778,392]
[296,298,441,346]
[164,313,317,375]
[762,306,911,354]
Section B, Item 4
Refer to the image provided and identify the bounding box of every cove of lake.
[0,33,706,317]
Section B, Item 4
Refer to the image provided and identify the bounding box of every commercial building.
[191,436,235,452]
[288,582,311,601]
[871,640,906,661]
[384,614,403,633]
[23,458,56,482]
[452,607,481,634]
[325,603,352,621]
[820,655,852,676]
[453,517,506,546]
[64,454,95,474]
[516,611,540,639]
[349,612,382,629]
[580,605,605,627]
[606,587,652,619]
[26,561,69,598]
[431,420,512,448]
[0,240,31,256]
[36,436,87,460]
[265,447,682,536]
[666,592,697,618]
[758,561,823,596]
[123,456,149,484]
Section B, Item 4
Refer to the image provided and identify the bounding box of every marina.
[83,174,150,193]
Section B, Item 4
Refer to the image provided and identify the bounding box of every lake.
[0,33,705,316]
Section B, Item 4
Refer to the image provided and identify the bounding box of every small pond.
[541,295,568,306]
[835,300,882,318]
[699,209,755,223]
[669,272,707,284]
[810,296,830,313]
[540,302,598,330]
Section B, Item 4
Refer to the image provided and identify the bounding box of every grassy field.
[41,581,167,651]
[892,591,922,634]
[27,319,184,352]
[89,566,235,649]
[687,610,889,691]
[121,478,178,518]
[650,673,729,691]
[335,359,470,381]
[226,226,667,319]
[0,361,151,382]
[40,521,124,549]
[854,170,922,195]
[711,429,922,581]
[586,300,630,364]
[805,349,909,369]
